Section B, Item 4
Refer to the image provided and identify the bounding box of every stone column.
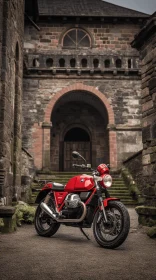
[42,122,52,170]
[108,125,117,170]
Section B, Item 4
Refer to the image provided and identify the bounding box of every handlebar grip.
[72,164,85,168]
[73,164,80,167]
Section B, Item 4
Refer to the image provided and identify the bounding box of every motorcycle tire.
[93,201,130,249]
[35,197,60,237]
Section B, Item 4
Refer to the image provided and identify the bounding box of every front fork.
[98,196,108,223]
[94,175,109,223]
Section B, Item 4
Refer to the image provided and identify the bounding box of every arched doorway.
[50,90,109,171]
[63,127,91,171]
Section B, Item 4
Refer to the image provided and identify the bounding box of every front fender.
[102,197,120,208]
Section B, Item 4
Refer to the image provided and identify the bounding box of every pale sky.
[105,0,156,15]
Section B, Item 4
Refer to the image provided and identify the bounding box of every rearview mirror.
[72,151,86,163]
[72,151,79,159]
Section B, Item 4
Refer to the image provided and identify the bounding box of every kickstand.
[79,227,90,240]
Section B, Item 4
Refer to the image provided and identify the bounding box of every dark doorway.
[64,127,91,171]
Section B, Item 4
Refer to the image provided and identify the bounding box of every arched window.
[46,58,53,67]
[116,59,122,68]
[104,59,110,68]
[70,58,76,68]
[81,58,87,68]
[63,28,91,49]
[93,59,99,68]
[59,58,65,67]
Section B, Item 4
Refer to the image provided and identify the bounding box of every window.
[81,58,87,68]
[46,58,53,67]
[128,59,132,69]
[63,28,91,49]
[59,58,65,67]
[116,59,122,68]
[104,59,110,68]
[33,58,40,67]
[93,59,99,68]
[70,58,76,68]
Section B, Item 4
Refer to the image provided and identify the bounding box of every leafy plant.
[14,201,36,226]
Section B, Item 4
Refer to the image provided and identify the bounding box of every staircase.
[30,171,137,206]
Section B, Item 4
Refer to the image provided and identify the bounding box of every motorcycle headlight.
[103,174,112,188]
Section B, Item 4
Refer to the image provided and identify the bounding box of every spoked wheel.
[93,201,130,249]
[35,197,60,237]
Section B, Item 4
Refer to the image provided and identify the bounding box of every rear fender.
[102,197,120,208]
[35,189,52,204]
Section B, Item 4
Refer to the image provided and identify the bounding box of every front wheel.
[35,197,60,237]
[93,201,130,249]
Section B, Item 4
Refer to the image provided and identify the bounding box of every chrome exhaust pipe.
[40,201,87,223]
[40,202,57,220]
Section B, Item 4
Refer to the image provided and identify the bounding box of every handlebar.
[72,164,86,169]
[72,163,96,172]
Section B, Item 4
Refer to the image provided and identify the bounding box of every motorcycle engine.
[65,194,81,208]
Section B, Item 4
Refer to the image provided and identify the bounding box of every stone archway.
[50,94,109,171]
[41,83,117,171]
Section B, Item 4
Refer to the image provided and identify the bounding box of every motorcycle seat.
[52,182,65,191]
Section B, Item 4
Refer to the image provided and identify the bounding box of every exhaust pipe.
[40,202,57,220]
[40,201,87,223]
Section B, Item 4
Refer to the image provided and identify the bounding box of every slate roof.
[38,0,149,18]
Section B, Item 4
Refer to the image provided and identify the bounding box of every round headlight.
[103,174,112,188]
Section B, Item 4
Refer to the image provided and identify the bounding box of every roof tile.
[38,0,149,18]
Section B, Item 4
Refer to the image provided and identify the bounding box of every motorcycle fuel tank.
[65,175,94,192]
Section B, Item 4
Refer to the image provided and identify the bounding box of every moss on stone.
[136,206,156,227]
[121,167,143,203]
[136,206,156,216]
[14,201,36,226]
[147,227,156,238]
[1,216,17,233]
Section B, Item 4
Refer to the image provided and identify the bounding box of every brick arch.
[41,83,117,170]
[44,83,115,124]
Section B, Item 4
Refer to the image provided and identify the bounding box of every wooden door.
[64,142,91,171]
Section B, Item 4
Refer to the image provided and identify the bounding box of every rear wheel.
[93,201,130,249]
[35,197,60,237]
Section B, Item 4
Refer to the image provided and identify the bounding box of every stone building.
[23,0,148,174]
[0,0,24,205]
[132,13,156,207]
[1,0,154,206]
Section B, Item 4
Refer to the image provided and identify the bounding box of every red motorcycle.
[34,151,130,249]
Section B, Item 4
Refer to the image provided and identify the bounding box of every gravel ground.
[0,207,156,280]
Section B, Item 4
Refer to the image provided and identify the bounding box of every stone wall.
[21,148,35,202]
[123,150,143,191]
[0,0,24,205]
[23,77,142,170]
[24,22,141,53]
[23,20,143,171]
[132,13,156,207]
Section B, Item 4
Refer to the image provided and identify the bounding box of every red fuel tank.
[64,175,94,192]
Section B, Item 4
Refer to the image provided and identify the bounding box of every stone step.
[29,195,136,206]
[37,172,122,179]
[32,184,129,190]
[30,171,136,206]
[36,174,123,180]
[35,181,126,187]
[35,176,125,182]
